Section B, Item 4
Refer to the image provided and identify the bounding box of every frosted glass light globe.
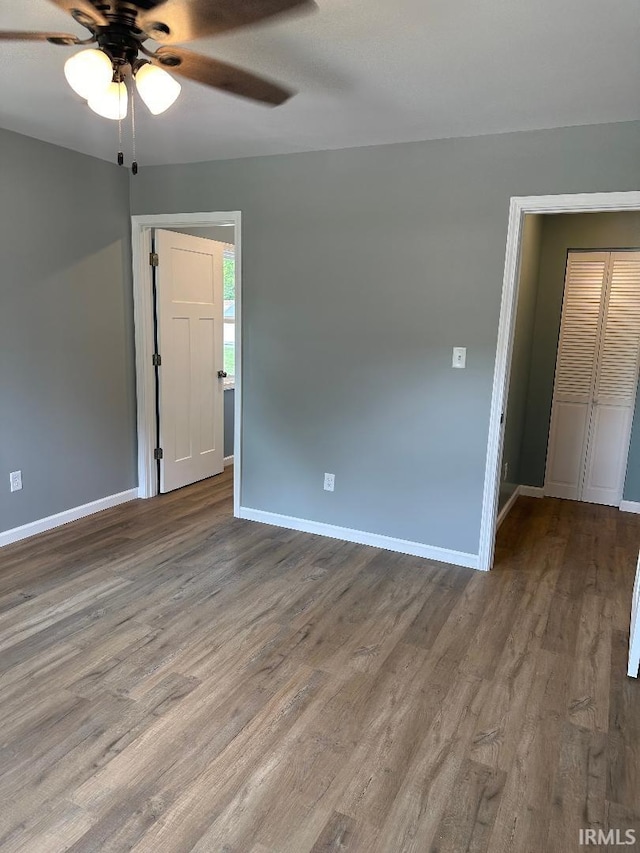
[135,63,181,115]
[88,81,128,120]
[64,49,113,100]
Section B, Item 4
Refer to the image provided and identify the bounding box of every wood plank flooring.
[1,469,639,852]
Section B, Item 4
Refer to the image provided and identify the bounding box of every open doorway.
[501,218,640,514]
[478,192,640,572]
[130,212,241,513]
[154,226,236,494]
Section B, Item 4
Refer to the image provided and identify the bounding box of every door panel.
[596,253,640,406]
[552,253,608,400]
[171,316,192,461]
[545,401,590,500]
[197,317,217,454]
[156,229,224,493]
[582,404,633,505]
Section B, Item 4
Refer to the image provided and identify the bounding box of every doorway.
[477,192,640,572]
[130,212,242,513]
[152,227,236,493]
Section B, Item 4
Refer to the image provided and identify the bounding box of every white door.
[545,253,608,500]
[545,251,640,506]
[155,229,225,493]
[582,253,640,504]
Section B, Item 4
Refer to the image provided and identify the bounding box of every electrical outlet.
[503,462,509,482]
[324,473,335,492]
[10,470,22,492]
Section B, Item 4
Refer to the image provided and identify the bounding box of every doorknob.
[217,370,228,378]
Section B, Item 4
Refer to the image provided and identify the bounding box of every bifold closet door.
[582,252,640,505]
[545,253,608,500]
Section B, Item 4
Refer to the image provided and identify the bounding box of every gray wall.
[519,211,640,495]
[626,388,640,500]
[499,214,543,511]
[130,121,640,555]
[0,128,137,533]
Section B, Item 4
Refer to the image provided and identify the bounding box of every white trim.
[224,455,234,467]
[628,551,640,677]
[478,192,640,572]
[520,485,545,498]
[620,500,640,514]
[496,487,521,528]
[238,506,481,570]
[130,212,242,516]
[0,489,137,548]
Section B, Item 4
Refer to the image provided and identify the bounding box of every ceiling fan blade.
[151,46,293,105]
[46,0,108,28]
[139,0,316,44]
[0,31,81,43]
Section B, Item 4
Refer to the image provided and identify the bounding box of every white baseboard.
[237,506,481,570]
[224,455,234,468]
[620,500,640,514]
[520,485,545,498]
[0,489,138,548]
[497,486,521,529]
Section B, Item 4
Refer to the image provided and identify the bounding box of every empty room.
[1,0,640,851]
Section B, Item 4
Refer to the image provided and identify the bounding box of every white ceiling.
[0,0,639,165]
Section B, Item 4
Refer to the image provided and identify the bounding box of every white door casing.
[155,229,225,493]
[629,550,640,678]
[545,251,640,506]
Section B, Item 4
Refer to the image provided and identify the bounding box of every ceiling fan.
[0,0,316,135]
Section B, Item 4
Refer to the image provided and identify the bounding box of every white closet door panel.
[544,401,590,500]
[596,252,640,407]
[553,253,608,401]
[582,404,633,506]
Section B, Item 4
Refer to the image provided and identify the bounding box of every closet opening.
[477,193,640,572]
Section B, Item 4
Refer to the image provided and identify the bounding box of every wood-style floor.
[1,468,639,852]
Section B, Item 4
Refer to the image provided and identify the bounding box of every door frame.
[478,192,640,572]
[131,211,242,514]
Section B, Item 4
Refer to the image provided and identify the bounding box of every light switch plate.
[452,347,467,369]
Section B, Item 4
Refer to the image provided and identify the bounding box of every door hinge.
[154,448,163,460]
[152,353,162,367]
[149,252,159,267]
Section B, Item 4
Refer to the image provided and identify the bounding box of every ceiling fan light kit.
[135,63,181,115]
[65,47,178,119]
[87,78,128,120]
[63,47,112,99]
[1,0,317,169]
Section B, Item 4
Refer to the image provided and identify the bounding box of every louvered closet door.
[582,252,640,505]
[545,253,608,500]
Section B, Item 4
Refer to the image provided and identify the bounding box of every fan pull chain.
[131,81,138,175]
[117,71,124,166]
